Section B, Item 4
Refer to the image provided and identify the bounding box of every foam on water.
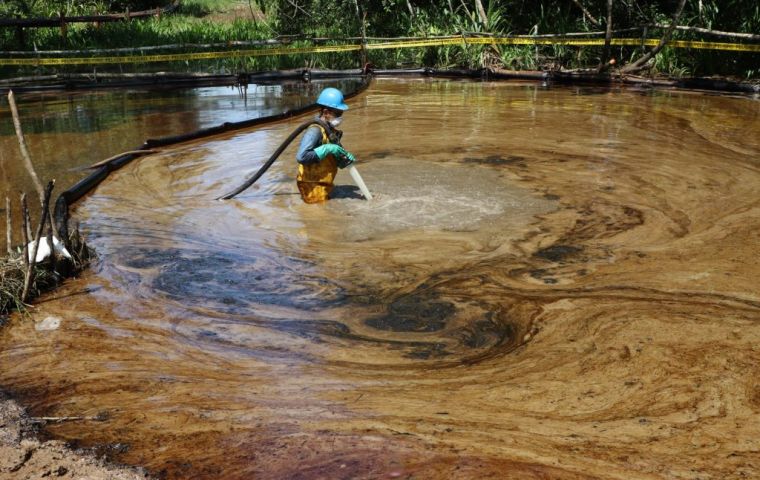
[314,157,550,241]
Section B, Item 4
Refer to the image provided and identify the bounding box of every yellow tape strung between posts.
[1,37,757,66]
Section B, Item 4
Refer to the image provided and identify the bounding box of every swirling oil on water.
[1,78,759,479]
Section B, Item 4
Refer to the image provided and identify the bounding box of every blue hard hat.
[316,87,349,111]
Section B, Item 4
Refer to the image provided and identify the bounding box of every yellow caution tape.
[367,36,760,51]
[1,37,757,66]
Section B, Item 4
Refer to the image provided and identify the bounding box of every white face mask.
[329,117,343,128]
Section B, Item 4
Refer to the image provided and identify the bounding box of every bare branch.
[653,24,760,41]
[5,197,11,254]
[622,0,687,73]
[570,0,601,28]
[8,90,44,202]
[22,181,54,303]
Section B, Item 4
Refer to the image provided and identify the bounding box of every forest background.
[1,0,758,79]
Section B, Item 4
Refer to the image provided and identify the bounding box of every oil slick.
[0,79,758,479]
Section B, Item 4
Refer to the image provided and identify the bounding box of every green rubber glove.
[336,151,355,169]
[314,143,349,161]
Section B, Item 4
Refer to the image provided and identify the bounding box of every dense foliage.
[1,0,758,78]
[278,0,759,76]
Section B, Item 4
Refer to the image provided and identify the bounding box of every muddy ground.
[0,392,150,480]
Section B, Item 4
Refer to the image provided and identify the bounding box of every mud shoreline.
[0,390,150,479]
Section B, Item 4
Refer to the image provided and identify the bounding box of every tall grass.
[1,0,757,78]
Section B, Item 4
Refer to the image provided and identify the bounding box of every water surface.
[1,79,759,479]
[0,79,360,251]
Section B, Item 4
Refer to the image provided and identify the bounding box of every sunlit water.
[0,79,361,251]
[1,79,759,479]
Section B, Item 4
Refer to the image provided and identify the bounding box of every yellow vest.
[296,125,338,204]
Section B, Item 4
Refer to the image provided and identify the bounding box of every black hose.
[217,118,332,200]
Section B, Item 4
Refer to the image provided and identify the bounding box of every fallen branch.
[86,149,158,169]
[651,24,760,41]
[0,1,179,28]
[621,0,688,73]
[30,415,105,423]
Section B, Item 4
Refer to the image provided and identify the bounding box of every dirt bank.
[0,392,150,480]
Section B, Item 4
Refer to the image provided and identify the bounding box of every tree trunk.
[621,0,687,73]
[597,0,613,72]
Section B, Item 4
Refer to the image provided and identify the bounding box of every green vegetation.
[1,0,758,78]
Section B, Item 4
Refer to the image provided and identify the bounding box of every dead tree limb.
[5,197,11,255]
[85,149,158,169]
[45,202,57,272]
[8,90,60,240]
[653,24,760,41]
[406,0,415,17]
[0,2,179,28]
[20,193,29,273]
[571,0,601,28]
[8,90,44,201]
[474,0,489,27]
[21,181,54,303]
[621,0,687,73]
[30,415,103,423]
[24,204,32,243]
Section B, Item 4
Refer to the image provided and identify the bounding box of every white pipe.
[348,165,373,200]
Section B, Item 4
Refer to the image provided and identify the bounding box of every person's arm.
[296,126,323,164]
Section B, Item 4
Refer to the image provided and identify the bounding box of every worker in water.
[295,87,356,203]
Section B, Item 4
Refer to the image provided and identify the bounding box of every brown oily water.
[1,78,759,479]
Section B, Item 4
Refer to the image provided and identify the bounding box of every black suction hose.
[217,118,332,200]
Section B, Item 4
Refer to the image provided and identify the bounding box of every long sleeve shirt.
[295,125,324,165]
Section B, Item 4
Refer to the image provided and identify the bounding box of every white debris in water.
[35,316,62,331]
[25,236,72,263]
